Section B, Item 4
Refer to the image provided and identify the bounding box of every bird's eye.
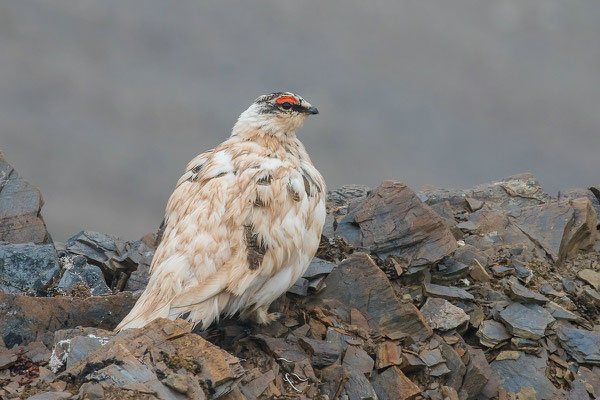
[281,102,292,110]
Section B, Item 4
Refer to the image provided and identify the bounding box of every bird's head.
[232,92,319,139]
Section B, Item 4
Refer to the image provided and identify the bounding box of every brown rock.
[371,366,421,400]
[342,345,374,376]
[460,345,492,399]
[298,337,341,368]
[336,180,457,266]
[60,318,243,399]
[0,291,138,348]
[311,253,432,342]
[318,364,350,400]
[375,341,402,369]
[0,152,51,244]
[508,197,598,263]
[578,269,600,291]
[0,348,17,369]
[240,370,275,400]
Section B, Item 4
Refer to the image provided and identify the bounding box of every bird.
[116,92,326,331]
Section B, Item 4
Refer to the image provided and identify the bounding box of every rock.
[123,239,156,291]
[420,348,444,367]
[578,269,600,291]
[0,348,17,369]
[26,392,72,400]
[581,286,600,307]
[576,366,600,398]
[545,301,580,322]
[57,255,111,296]
[0,152,51,244]
[298,337,341,368]
[430,363,451,377]
[423,282,474,301]
[78,382,105,400]
[420,297,469,331]
[491,265,515,277]
[508,197,597,263]
[61,318,243,399]
[343,367,379,400]
[370,366,421,400]
[240,370,275,400]
[303,257,336,279]
[437,336,466,390]
[164,373,190,394]
[557,326,600,365]
[24,341,52,363]
[0,243,60,295]
[375,342,402,370]
[318,364,350,400]
[460,345,492,399]
[287,277,309,296]
[499,303,555,340]
[431,259,470,283]
[567,380,589,400]
[327,184,370,209]
[336,181,457,266]
[0,291,137,348]
[466,197,484,212]
[491,350,561,399]
[253,335,308,363]
[508,277,549,304]
[420,174,550,213]
[469,259,491,283]
[342,345,374,376]
[311,252,432,342]
[477,320,511,348]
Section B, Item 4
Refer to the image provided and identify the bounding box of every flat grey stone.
[557,326,600,365]
[508,277,548,304]
[423,283,474,301]
[477,320,511,348]
[491,350,561,399]
[420,297,469,331]
[303,257,335,279]
[499,303,555,340]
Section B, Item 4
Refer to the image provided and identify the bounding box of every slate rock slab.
[336,181,457,266]
[0,291,138,348]
[477,320,511,348]
[491,350,561,399]
[508,197,597,263]
[508,277,548,304]
[60,318,243,400]
[311,252,432,342]
[499,303,555,340]
[557,326,600,365]
[0,243,60,295]
[57,255,111,296]
[423,282,474,301]
[370,366,421,400]
[0,152,51,244]
[420,297,469,331]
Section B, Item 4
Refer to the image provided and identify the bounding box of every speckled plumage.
[117,92,325,331]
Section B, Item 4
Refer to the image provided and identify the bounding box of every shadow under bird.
[116,92,325,331]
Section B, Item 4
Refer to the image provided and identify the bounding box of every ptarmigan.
[116,92,326,331]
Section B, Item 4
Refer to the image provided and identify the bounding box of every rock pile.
[1,153,600,399]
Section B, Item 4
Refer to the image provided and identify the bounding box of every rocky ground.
[1,150,600,400]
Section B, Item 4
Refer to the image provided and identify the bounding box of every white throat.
[231,104,307,139]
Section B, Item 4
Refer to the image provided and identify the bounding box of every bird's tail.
[115,259,230,331]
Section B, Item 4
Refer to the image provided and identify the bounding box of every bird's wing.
[117,139,325,330]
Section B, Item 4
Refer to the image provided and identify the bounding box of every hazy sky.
[1,1,599,241]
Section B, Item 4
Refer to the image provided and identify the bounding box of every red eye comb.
[276,96,297,104]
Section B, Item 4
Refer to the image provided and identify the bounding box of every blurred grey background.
[1,1,599,241]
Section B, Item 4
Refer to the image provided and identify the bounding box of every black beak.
[308,106,319,115]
